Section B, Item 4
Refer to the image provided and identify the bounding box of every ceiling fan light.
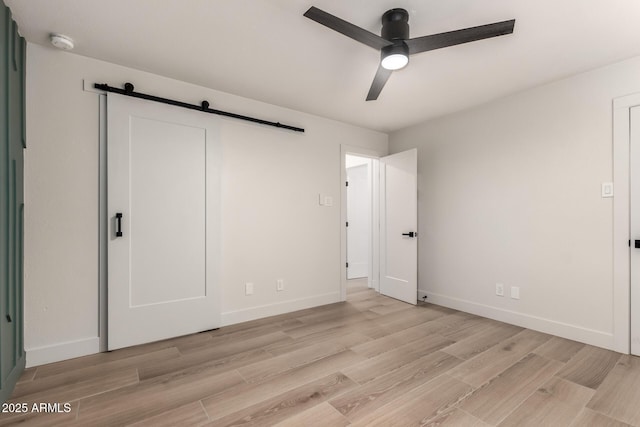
[381,42,409,71]
[381,53,408,70]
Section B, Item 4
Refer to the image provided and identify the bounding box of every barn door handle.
[402,232,416,238]
[115,213,123,237]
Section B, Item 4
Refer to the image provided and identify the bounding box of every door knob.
[402,232,416,238]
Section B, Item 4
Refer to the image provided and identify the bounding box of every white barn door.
[107,93,221,350]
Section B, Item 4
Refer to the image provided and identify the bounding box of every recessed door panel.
[129,117,206,307]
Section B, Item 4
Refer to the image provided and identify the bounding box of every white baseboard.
[26,337,100,368]
[24,293,341,366]
[221,292,341,327]
[420,290,615,350]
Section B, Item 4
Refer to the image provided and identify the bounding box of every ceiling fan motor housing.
[381,8,409,41]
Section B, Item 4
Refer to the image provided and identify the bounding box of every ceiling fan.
[304,6,515,101]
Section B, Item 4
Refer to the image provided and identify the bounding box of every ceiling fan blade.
[304,6,393,50]
[406,19,515,55]
[366,65,393,101]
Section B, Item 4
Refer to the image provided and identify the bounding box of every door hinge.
[6,314,12,323]
[346,262,349,268]
[345,181,349,186]
[346,221,349,227]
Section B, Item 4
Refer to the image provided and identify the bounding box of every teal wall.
[0,2,25,404]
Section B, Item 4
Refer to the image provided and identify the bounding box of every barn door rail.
[94,82,305,133]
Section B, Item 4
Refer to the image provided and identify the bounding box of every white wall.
[390,55,640,351]
[25,43,387,366]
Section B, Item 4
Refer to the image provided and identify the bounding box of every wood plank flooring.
[2,280,638,426]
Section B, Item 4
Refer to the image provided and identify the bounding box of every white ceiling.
[7,0,640,132]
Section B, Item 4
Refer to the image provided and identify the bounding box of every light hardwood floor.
[1,279,638,426]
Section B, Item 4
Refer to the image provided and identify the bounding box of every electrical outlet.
[245,282,254,296]
[511,286,520,299]
[496,283,504,296]
[276,279,284,291]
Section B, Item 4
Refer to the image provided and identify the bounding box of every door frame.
[612,92,640,354]
[80,80,109,352]
[99,93,107,352]
[340,145,386,301]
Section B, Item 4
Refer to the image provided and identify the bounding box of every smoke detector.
[50,34,74,50]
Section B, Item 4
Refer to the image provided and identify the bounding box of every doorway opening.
[340,146,418,305]
[340,146,382,301]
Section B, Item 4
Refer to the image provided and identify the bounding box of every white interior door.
[347,162,371,279]
[631,105,640,355]
[379,149,417,304]
[108,93,221,350]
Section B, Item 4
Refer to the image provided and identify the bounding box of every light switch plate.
[318,194,333,207]
[602,182,613,198]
